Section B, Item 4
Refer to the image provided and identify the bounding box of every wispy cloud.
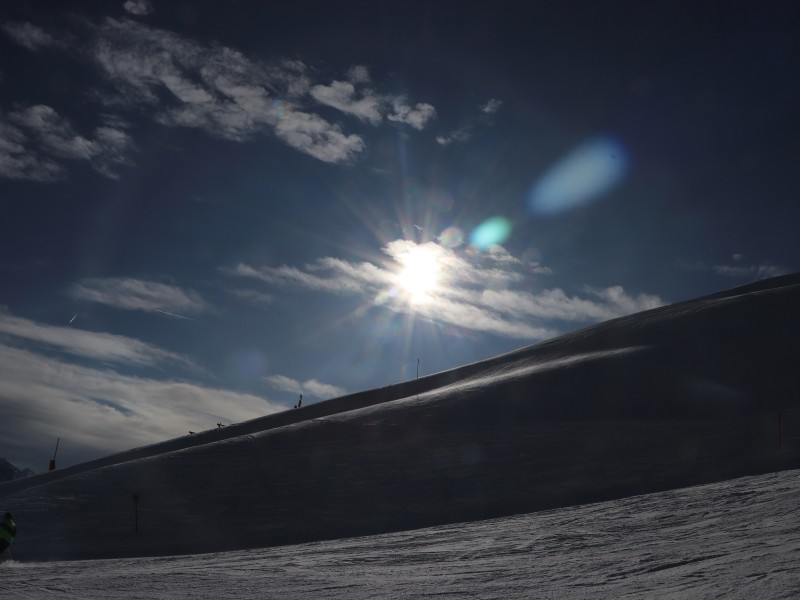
[3,18,436,171]
[437,98,503,146]
[310,80,384,125]
[388,99,437,130]
[677,258,791,281]
[264,374,345,400]
[0,105,134,181]
[92,18,373,163]
[0,340,280,468]
[481,98,503,114]
[1,22,60,51]
[228,239,664,341]
[69,277,210,317]
[0,310,196,370]
[713,264,790,279]
[310,69,438,132]
[123,0,153,16]
[273,111,365,163]
[435,128,472,147]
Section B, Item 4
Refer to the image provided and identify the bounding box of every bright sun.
[396,247,441,303]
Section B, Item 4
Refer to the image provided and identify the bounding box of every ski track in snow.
[2,469,798,599]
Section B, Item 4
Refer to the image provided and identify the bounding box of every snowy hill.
[1,468,798,598]
[1,274,799,561]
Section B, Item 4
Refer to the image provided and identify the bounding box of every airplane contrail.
[153,308,196,321]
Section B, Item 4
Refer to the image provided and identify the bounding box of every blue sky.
[1,0,798,470]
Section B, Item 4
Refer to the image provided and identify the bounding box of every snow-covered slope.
[2,468,798,599]
[1,275,799,561]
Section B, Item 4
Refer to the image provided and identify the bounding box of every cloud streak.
[69,277,211,316]
[264,374,346,400]
[1,22,60,51]
[0,310,197,370]
[228,239,664,341]
[677,258,791,281]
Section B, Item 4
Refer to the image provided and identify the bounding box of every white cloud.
[69,277,210,316]
[264,374,346,400]
[0,105,134,181]
[0,310,196,370]
[5,18,435,168]
[481,98,503,114]
[0,341,281,466]
[436,127,473,146]
[274,110,365,163]
[303,379,346,399]
[123,0,153,16]
[263,374,303,395]
[227,256,390,295]
[88,18,369,163]
[310,80,384,125]
[0,117,63,181]
[228,239,664,341]
[388,99,437,130]
[713,264,790,280]
[11,105,96,159]
[1,22,59,51]
[677,258,790,281]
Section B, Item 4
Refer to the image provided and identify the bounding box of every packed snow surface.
[2,468,798,599]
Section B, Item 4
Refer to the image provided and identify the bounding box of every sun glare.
[396,247,441,303]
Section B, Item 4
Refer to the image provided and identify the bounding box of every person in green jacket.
[0,513,16,555]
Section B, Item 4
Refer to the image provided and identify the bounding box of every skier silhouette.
[0,512,16,556]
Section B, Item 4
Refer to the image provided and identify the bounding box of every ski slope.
[1,468,798,598]
[1,275,799,572]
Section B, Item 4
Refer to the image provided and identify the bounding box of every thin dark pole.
[416,358,419,379]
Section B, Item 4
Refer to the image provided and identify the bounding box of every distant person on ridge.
[0,512,16,556]
[298,394,302,408]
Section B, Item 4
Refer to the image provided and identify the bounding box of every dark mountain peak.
[0,458,34,482]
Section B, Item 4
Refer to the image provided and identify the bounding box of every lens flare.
[527,137,628,216]
[470,216,512,250]
[271,99,293,121]
[438,226,465,248]
[374,288,398,305]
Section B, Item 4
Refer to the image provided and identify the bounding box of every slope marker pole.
[49,437,60,471]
